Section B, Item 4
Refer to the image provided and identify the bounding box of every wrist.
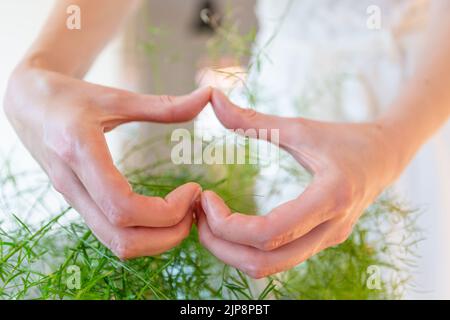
[372,115,421,180]
[18,50,83,78]
[10,60,56,94]
[4,61,59,118]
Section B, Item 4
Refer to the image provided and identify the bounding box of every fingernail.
[191,188,202,206]
[202,192,211,213]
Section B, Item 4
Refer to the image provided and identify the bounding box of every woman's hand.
[3,66,211,259]
[197,89,409,278]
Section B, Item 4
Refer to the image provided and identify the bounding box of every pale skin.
[3,0,450,277]
[3,0,212,259]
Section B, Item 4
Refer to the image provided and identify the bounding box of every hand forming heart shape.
[4,68,408,278]
[195,89,407,278]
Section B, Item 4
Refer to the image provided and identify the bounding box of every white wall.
[0,0,122,168]
[0,1,53,168]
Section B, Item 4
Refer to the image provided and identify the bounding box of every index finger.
[197,207,334,279]
[201,177,340,251]
[63,128,201,228]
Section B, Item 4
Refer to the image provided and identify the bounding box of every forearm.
[377,0,450,169]
[20,0,141,78]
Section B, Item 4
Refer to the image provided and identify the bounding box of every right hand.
[3,66,211,259]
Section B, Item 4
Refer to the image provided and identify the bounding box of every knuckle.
[254,218,279,251]
[331,226,353,246]
[110,234,136,260]
[208,217,226,238]
[243,254,269,279]
[164,204,186,226]
[108,212,130,228]
[104,201,132,228]
[258,240,279,252]
[246,269,267,279]
[158,95,176,106]
[108,209,131,228]
[171,209,186,226]
[257,233,280,252]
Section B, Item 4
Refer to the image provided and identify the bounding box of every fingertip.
[165,183,202,222]
[210,88,228,109]
[210,89,248,131]
[210,87,222,96]
[185,181,202,191]
[195,85,213,93]
[191,183,202,204]
[190,86,213,102]
[166,88,211,122]
[202,189,217,199]
[202,190,224,203]
[203,85,214,96]
[201,190,231,219]
[200,190,215,214]
[178,182,202,198]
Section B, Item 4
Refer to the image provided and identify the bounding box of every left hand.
[196,89,408,278]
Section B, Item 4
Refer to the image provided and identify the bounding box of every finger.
[51,158,193,259]
[102,86,212,125]
[211,89,329,174]
[58,127,201,228]
[197,208,334,279]
[210,89,302,148]
[202,177,339,251]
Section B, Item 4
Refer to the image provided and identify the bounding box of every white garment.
[251,0,450,299]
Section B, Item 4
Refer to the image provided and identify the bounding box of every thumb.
[210,88,301,148]
[107,86,212,124]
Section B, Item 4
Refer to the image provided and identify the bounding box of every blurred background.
[0,0,449,299]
